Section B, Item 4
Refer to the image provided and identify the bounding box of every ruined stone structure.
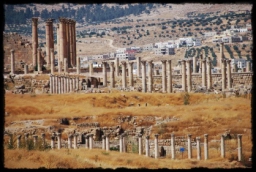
[32,17,38,68]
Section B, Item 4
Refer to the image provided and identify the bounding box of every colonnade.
[49,75,80,94]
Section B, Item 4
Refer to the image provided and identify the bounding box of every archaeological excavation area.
[4,17,252,169]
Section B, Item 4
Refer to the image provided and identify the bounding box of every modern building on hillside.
[231,59,246,69]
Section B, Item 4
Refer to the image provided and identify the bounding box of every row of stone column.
[49,75,79,94]
[58,17,77,69]
[116,134,243,161]
[10,132,243,161]
[221,59,232,91]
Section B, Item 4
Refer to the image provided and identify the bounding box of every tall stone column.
[147,60,153,93]
[207,58,212,89]
[221,59,227,91]
[45,19,53,67]
[85,134,89,149]
[122,133,126,152]
[10,49,15,74]
[32,17,38,68]
[187,134,192,159]
[193,56,197,73]
[58,76,61,94]
[102,61,107,87]
[202,59,206,87]
[119,135,123,153]
[137,56,141,77]
[204,134,208,160]
[57,24,60,70]
[102,135,106,150]
[154,134,159,159]
[181,60,186,91]
[237,134,242,161]
[68,134,73,149]
[24,64,28,74]
[171,134,175,159]
[167,60,172,93]
[226,59,231,89]
[77,57,80,74]
[50,74,53,94]
[141,61,147,93]
[161,60,167,93]
[57,133,61,149]
[66,77,70,93]
[59,18,67,70]
[24,133,29,147]
[115,58,119,77]
[121,61,127,89]
[138,134,142,155]
[51,134,55,149]
[196,137,201,160]
[70,77,73,92]
[41,133,45,148]
[220,134,225,158]
[199,54,203,73]
[37,48,42,72]
[219,42,224,67]
[145,135,150,157]
[65,19,70,68]
[68,20,73,67]
[58,61,62,74]
[186,60,192,92]
[246,61,251,72]
[109,62,115,88]
[89,134,93,149]
[76,77,79,92]
[17,135,21,148]
[89,62,94,75]
[50,48,55,74]
[128,62,134,87]
[64,58,68,73]
[73,134,78,149]
[73,20,77,67]
[106,134,110,151]
[33,135,38,146]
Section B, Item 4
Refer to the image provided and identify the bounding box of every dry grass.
[4,92,252,168]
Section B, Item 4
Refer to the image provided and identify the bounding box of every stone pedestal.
[141,61,146,93]
[161,60,167,93]
[10,49,15,74]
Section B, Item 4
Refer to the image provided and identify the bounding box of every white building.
[143,43,154,51]
[204,31,217,37]
[231,59,246,69]
[116,48,127,54]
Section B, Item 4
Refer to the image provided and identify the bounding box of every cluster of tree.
[225,44,234,59]
[5,3,155,25]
